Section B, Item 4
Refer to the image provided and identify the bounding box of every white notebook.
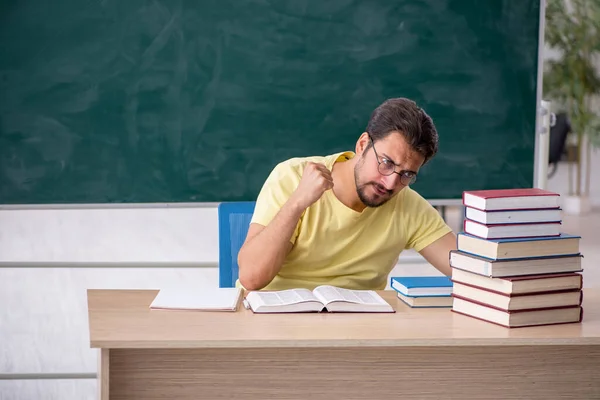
[150,287,243,311]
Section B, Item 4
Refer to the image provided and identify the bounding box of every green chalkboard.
[0,0,541,204]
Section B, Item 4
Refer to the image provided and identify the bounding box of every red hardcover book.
[451,295,583,328]
[462,188,560,211]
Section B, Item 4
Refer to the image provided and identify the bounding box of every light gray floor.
[1,208,599,400]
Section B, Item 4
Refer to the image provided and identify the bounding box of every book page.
[247,288,320,307]
[313,285,386,306]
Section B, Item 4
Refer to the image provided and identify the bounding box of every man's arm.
[237,162,333,290]
[418,231,457,277]
[237,201,303,290]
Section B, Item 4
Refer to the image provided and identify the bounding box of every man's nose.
[382,173,401,190]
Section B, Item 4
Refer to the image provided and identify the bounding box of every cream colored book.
[244,285,394,313]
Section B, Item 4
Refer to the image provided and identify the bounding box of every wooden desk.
[87,289,600,400]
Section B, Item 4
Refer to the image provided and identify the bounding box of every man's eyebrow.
[382,152,400,166]
[382,152,418,175]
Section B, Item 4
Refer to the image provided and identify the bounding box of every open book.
[244,285,394,313]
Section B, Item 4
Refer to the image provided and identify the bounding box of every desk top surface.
[87,288,600,349]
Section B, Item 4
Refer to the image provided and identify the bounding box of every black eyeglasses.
[369,136,418,186]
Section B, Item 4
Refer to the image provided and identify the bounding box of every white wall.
[546,145,600,208]
[0,206,219,264]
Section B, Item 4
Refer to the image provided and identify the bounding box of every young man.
[237,98,457,291]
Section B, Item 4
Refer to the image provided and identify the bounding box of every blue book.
[390,276,453,297]
[457,232,581,260]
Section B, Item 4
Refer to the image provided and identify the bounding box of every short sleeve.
[250,161,303,243]
[403,188,453,252]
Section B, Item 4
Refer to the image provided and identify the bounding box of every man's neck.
[331,159,367,213]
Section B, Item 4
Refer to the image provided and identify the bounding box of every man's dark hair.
[365,98,439,164]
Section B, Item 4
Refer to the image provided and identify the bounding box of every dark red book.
[462,188,560,211]
[451,295,583,328]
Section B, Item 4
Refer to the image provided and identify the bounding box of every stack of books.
[390,276,453,308]
[450,188,584,328]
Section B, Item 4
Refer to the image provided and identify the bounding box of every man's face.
[353,132,425,207]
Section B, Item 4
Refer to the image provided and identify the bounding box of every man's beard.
[354,162,393,208]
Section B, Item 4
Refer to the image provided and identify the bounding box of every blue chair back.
[217,201,256,287]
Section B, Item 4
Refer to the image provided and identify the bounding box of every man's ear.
[355,132,370,156]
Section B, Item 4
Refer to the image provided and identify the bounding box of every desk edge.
[90,337,600,349]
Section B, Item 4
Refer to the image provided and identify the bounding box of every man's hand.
[289,162,334,210]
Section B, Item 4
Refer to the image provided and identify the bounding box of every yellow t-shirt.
[246,151,452,291]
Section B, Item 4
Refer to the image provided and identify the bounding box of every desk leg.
[106,345,600,400]
[98,349,109,400]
